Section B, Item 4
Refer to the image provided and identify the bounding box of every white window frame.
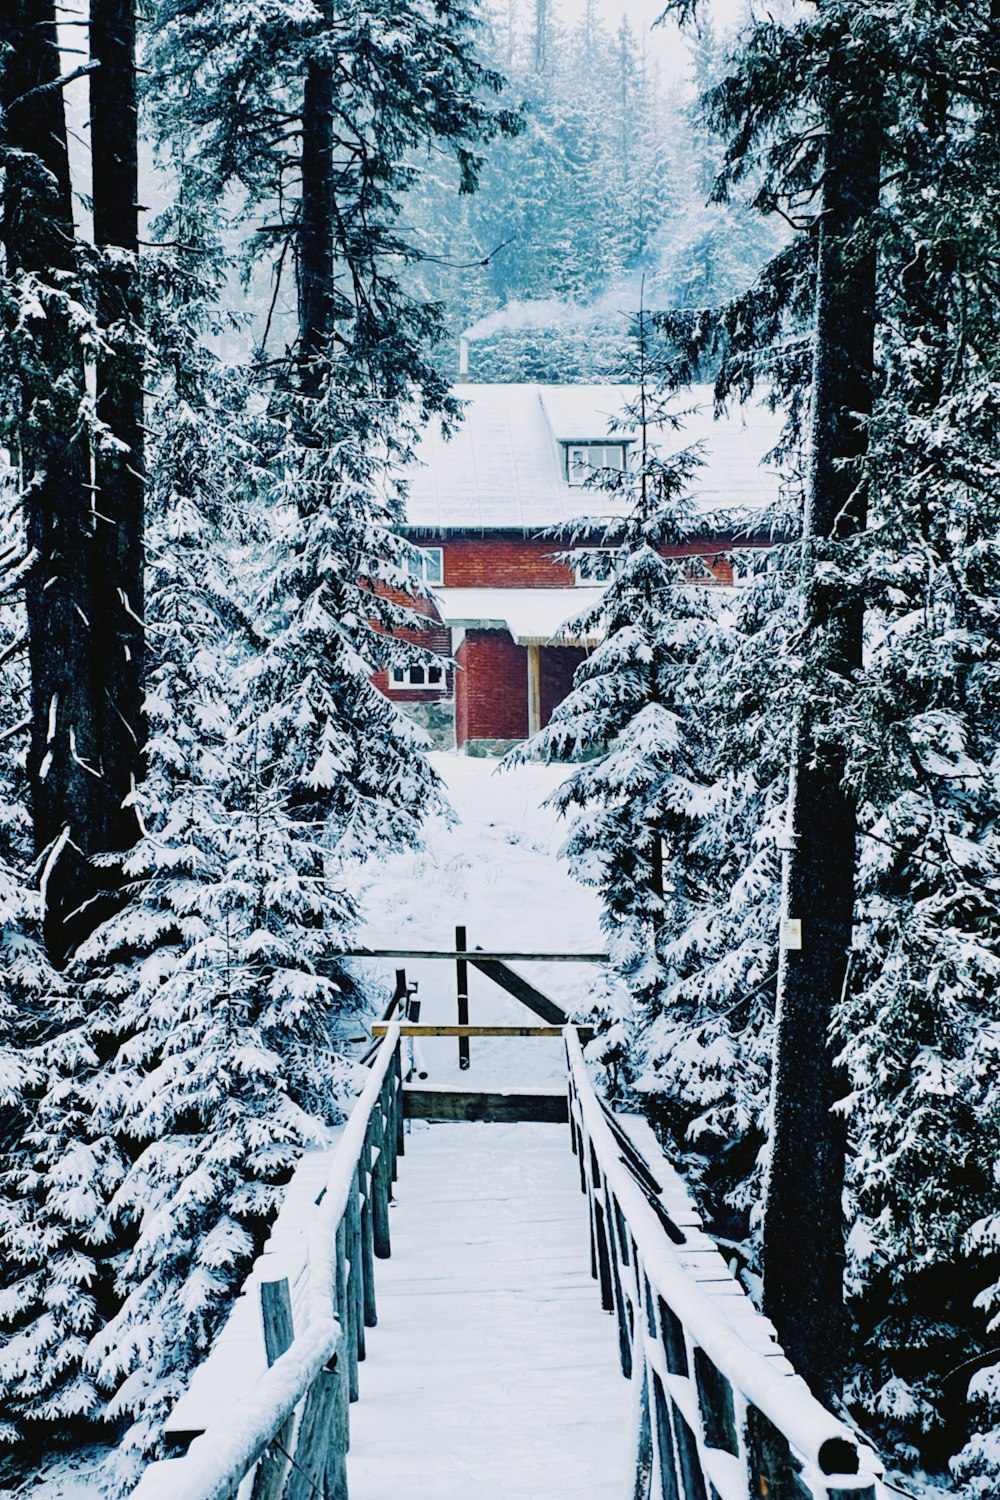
[389,660,446,691]
[573,547,621,585]
[408,546,443,584]
[565,443,627,486]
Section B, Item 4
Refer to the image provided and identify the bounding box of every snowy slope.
[351,752,613,1088]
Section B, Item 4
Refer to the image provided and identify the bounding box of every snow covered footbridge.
[132,1022,883,1500]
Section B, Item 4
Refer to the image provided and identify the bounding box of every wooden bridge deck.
[346,1119,631,1500]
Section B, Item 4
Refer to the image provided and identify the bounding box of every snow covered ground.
[343,759,634,1495]
[351,751,614,1088]
[346,1120,632,1500]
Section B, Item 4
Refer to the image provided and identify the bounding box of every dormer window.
[565,443,627,486]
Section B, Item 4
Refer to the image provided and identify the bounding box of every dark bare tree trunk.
[299,0,336,385]
[1,0,103,965]
[90,0,145,863]
[760,55,881,1401]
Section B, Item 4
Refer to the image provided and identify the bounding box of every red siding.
[455,630,528,747]
[400,531,752,589]
[372,590,452,703]
[690,554,734,586]
[374,534,751,727]
[440,535,572,587]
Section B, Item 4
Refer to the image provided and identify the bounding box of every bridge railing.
[564,1026,881,1500]
[132,1023,403,1500]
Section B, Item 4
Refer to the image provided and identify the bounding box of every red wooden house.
[376,384,785,754]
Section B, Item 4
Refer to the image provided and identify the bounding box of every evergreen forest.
[0,0,999,1495]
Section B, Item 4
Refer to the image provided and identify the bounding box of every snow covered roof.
[435,586,604,646]
[403,383,787,533]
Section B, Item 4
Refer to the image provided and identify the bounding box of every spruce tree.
[637,545,797,1260]
[513,309,722,1067]
[664,0,1000,1466]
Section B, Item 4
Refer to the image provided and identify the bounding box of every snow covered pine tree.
[511,308,723,1075]
[665,0,1000,1474]
[0,0,516,1489]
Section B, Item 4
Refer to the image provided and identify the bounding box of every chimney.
[458,336,469,380]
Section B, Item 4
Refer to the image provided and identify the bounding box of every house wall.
[373,590,452,705]
[403,529,747,589]
[456,630,528,749]
[539,645,587,727]
[378,532,750,739]
[437,534,573,588]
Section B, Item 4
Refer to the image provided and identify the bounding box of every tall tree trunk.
[760,49,881,1401]
[299,0,336,386]
[90,0,145,864]
[1,0,103,965]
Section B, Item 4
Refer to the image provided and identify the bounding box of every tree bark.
[1,0,103,965]
[298,0,336,385]
[761,49,881,1401]
[90,0,146,864]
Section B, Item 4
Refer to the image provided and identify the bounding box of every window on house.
[408,546,443,584]
[573,548,621,585]
[565,444,627,486]
[389,661,446,690]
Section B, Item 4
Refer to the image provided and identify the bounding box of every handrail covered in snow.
[131,1023,403,1500]
[563,1026,882,1500]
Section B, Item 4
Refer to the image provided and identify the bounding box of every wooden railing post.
[394,1044,405,1160]
[380,1074,397,1192]
[347,1161,366,1372]
[456,923,470,1070]
[392,967,408,1014]
[283,1350,345,1500]
[249,1281,295,1500]
[370,1099,392,1259]
[335,1211,359,1406]
[631,1347,653,1500]
[359,1137,378,1327]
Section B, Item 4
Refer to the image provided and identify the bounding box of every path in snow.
[353,752,614,1089]
[346,1120,632,1500]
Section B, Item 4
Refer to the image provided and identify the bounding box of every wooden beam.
[260,1279,294,1366]
[403,1086,569,1124]
[251,1281,296,1498]
[469,956,568,1025]
[372,1023,594,1040]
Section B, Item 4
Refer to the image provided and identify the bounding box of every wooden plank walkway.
[346,1120,631,1500]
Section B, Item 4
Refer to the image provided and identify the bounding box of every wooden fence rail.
[131,1024,404,1500]
[563,1027,882,1500]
